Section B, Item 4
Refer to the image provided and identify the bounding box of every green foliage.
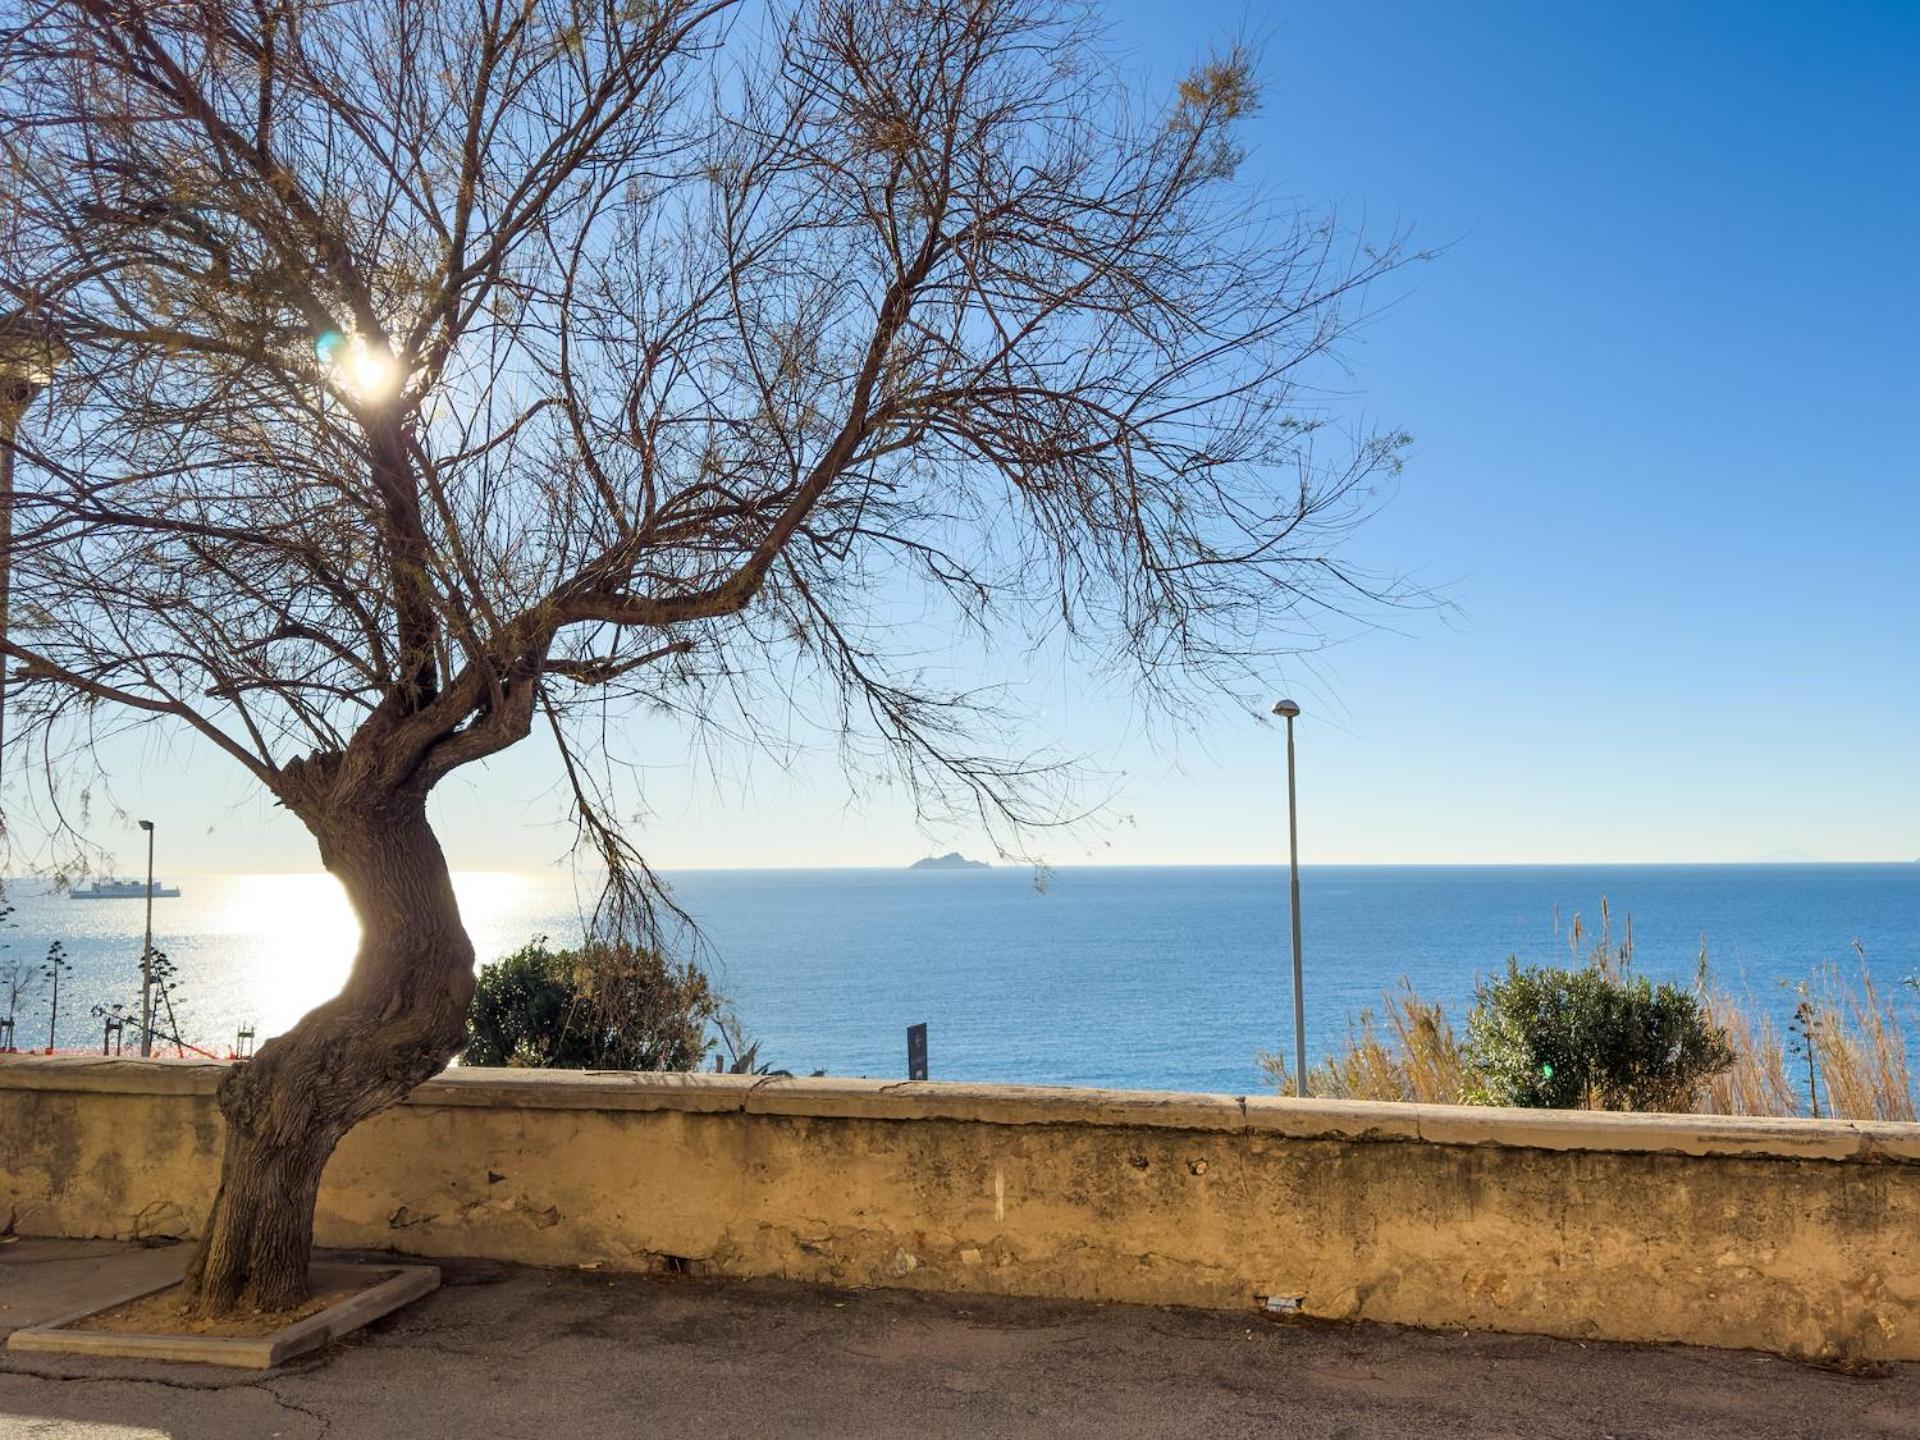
[1463,959,1735,1112]
[463,938,717,1072]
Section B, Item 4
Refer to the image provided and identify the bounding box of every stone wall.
[4,1057,1917,1361]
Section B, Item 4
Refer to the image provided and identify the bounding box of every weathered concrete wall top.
[4,1057,1917,1363]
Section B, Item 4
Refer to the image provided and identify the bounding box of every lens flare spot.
[315,327,402,401]
[346,343,399,400]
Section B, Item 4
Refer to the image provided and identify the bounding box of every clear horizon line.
[10,856,1917,880]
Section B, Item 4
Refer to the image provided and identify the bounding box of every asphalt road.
[3,1239,1916,1439]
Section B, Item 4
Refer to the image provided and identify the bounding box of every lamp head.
[138,820,154,832]
[0,310,70,394]
[1271,698,1301,719]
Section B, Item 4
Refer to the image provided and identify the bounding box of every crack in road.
[0,1359,336,1436]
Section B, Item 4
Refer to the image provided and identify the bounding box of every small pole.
[0,403,15,776]
[45,950,59,1052]
[0,312,70,818]
[138,819,155,1056]
[1273,700,1306,1098]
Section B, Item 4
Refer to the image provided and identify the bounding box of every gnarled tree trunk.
[184,789,474,1313]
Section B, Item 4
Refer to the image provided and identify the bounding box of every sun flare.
[211,871,554,1040]
[314,328,403,402]
[346,344,398,400]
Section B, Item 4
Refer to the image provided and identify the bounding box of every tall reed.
[1697,988,1796,1117]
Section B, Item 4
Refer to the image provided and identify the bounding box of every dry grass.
[1698,992,1797,1117]
[1259,982,1464,1104]
[1695,944,1914,1121]
[1804,947,1913,1122]
[1264,923,1917,1120]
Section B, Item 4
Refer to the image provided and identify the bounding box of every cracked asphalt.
[3,1239,1917,1439]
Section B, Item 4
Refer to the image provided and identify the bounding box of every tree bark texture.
[184,789,473,1313]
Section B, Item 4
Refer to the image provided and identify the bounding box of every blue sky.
[82,0,1920,873]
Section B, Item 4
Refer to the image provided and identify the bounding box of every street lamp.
[138,819,156,1057]
[0,310,70,785]
[1272,698,1306,1097]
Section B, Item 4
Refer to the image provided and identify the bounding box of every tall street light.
[1272,698,1306,1097]
[0,310,70,791]
[138,819,156,1057]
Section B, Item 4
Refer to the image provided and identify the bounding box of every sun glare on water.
[208,871,563,1039]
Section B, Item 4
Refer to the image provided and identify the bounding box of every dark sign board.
[907,1022,929,1081]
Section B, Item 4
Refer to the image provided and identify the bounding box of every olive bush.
[1463,960,1734,1112]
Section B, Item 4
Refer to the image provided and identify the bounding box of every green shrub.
[1463,959,1734,1112]
[463,938,718,1071]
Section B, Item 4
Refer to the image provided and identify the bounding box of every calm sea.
[5,864,1916,1094]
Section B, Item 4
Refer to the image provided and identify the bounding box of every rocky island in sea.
[909,851,990,870]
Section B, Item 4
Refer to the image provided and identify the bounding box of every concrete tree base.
[5,1261,439,1368]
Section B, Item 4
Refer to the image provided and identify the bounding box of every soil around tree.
[67,1269,395,1338]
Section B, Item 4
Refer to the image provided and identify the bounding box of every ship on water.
[68,878,182,900]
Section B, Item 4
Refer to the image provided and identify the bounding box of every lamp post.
[1272,698,1306,1097]
[0,311,69,787]
[138,819,156,1057]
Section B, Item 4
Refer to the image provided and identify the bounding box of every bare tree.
[0,0,1412,1313]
